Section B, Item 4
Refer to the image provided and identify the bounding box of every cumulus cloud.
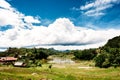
[0,0,40,29]
[24,16,40,24]
[0,8,23,27]
[0,0,120,50]
[80,0,120,16]
[0,0,11,9]
[0,17,120,50]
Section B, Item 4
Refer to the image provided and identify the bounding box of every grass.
[0,62,120,80]
[0,53,120,80]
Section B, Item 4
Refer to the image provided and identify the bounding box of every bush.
[102,59,110,68]
[94,53,107,68]
[74,49,96,60]
[112,64,119,68]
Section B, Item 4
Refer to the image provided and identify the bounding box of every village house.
[14,61,26,67]
[0,57,17,65]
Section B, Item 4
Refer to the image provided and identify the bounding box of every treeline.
[0,47,61,67]
[94,35,120,68]
[72,35,120,68]
[73,49,97,60]
[0,47,57,58]
[94,47,120,68]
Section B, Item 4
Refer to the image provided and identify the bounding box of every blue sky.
[0,0,120,51]
[9,0,80,20]
[8,0,120,28]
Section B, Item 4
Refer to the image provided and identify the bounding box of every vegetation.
[72,35,120,68]
[105,35,120,48]
[0,36,120,68]
[0,64,120,80]
[0,47,57,67]
[0,35,120,79]
[73,49,97,60]
[94,36,120,68]
[94,52,110,68]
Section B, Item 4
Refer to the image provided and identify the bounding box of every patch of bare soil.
[78,66,93,69]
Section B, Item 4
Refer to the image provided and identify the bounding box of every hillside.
[105,35,120,48]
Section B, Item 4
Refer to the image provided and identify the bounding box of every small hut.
[14,61,26,67]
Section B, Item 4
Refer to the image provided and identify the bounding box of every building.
[14,61,26,67]
[0,57,18,65]
[0,57,17,62]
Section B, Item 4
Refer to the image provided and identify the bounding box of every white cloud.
[0,0,120,51]
[24,16,40,24]
[0,0,40,29]
[0,0,11,9]
[0,8,23,27]
[80,0,119,16]
[35,42,106,50]
[84,4,112,16]
[0,17,120,50]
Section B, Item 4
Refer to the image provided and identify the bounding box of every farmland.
[0,62,120,80]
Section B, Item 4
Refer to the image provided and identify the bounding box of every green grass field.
[0,62,120,80]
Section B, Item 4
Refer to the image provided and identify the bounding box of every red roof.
[0,57,17,62]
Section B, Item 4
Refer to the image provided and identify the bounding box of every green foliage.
[35,50,48,59]
[94,35,120,68]
[1,35,120,68]
[0,47,59,67]
[105,35,120,48]
[102,59,110,68]
[74,49,97,60]
[0,52,7,57]
[94,48,120,68]
[94,53,107,68]
[34,60,42,67]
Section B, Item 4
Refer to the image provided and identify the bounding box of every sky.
[0,0,120,51]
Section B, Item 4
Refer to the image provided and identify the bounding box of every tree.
[94,53,107,68]
[74,49,96,60]
[35,51,48,59]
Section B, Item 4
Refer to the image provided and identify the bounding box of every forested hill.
[93,35,120,68]
[105,35,120,48]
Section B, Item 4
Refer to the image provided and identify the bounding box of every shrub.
[94,53,107,68]
[74,49,96,60]
[102,59,110,68]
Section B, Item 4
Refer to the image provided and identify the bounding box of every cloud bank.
[0,0,120,50]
